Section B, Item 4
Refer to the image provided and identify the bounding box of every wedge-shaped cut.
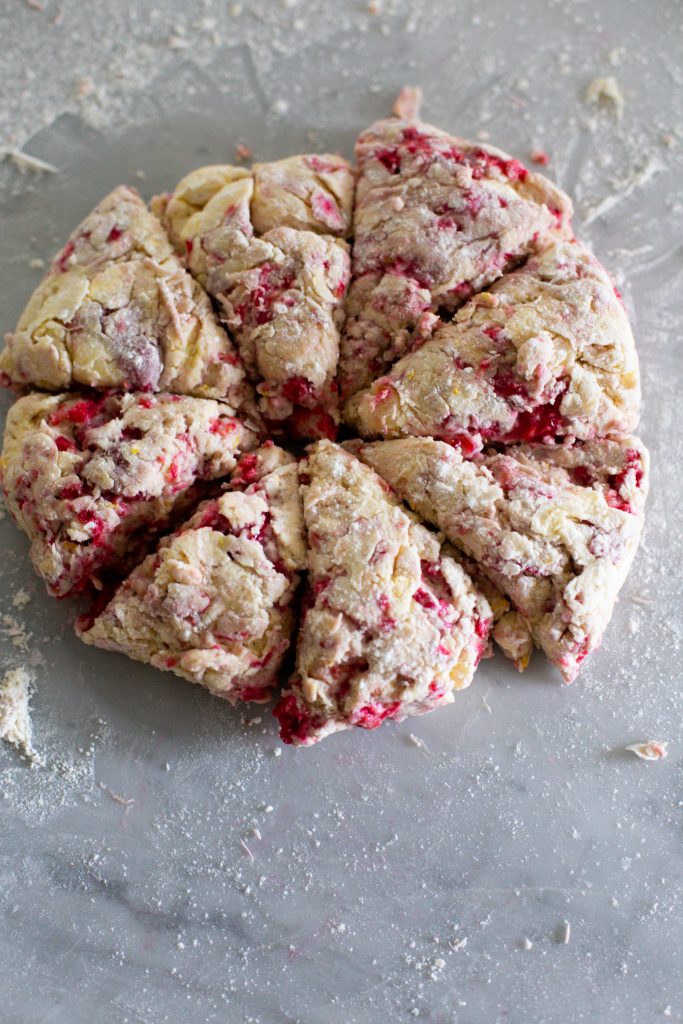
[353,436,648,682]
[447,547,534,672]
[352,240,640,452]
[77,444,305,703]
[1,186,253,412]
[155,156,354,439]
[0,391,258,597]
[340,96,572,409]
[273,440,492,746]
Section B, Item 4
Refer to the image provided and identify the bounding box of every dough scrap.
[340,108,572,407]
[352,435,648,682]
[273,440,492,745]
[1,391,258,597]
[155,155,354,438]
[77,444,305,703]
[0,186,254,414]
[351,239,640,451]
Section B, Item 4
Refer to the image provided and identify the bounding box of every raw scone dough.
[340,98,572,413]
[0,186,254,414]
[1,391,258,597]
[77,444,306,703]
[353,435,648,682]
[447,547,534,671]
[273,440,492,745]
[154,155,354,438]
[351,240,640,452]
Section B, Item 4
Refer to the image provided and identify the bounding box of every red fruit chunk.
[76,508,107,546]
[232,452,259,485]
[238,685,271,703]
[48,398,103,427]
[491,369,529,400]
[54,239,75,273]
[281,375,314,404]
[375,147,401,173]
[274,693,325,745]
[571,465,594,487]
[55,435,77,452]
[413,587,437,610]
[474,615,491,639]
[352,701,401,730]
[59,482,84,500]
[209,417,237,436]
[287,407,337,442]
[377,592,396,630]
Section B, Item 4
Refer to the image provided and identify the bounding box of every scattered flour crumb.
[99,782,135,808]
[586,76,625,119]
[530,148,550,166]
[393,85,422,120]
[408,732,430,753]
[2,147,59,174]
[625,741,668,761]
[11,589,31,609]
[556,921,571,944]
[28,258,45,270]
[583,156,664,226]
[1,614,32,651]
[0,666,39,762]
[522,937,533,950]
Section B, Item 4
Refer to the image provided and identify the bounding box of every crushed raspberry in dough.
[339,105,572,410]
[0,187,255,416]
[77,445,305,703]
[353,435,648,683]
[350,239,640,452]
[273,441,492,745]
[154,155,354,439]
[0,391,258,597]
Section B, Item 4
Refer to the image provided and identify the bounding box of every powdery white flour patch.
[0,666,40,762]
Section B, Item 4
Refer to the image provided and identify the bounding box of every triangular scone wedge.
[1,186,254,413]
[77,444,306,704]
[339,94,572,409]
[351,240,640,452]
[1,391,258,597]
[273,440,492,746]
[352,436,648,682]
[154,155,354,439]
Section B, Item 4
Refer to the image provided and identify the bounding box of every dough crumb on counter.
[625,741,668,761]
[0,665,41,763]
[586,76,625,119]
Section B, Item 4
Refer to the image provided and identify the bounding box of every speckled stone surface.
[0,2,681,1023]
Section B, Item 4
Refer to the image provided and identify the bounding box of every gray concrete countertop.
[0,2,681,1022]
